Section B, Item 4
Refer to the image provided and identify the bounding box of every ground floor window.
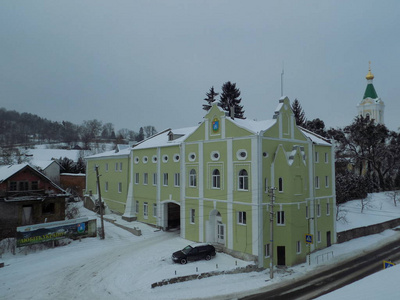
[190,209,195,224]
[153,204,157,218]
[143,202,148,218]
[296,240,301,254]
[135,200,139,214]
[265,243,270,258]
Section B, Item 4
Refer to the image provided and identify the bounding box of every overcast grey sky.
[1,1,399,133]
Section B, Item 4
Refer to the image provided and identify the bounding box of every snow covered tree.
[218,81,245,119]
[291,99,307,127]
[203,86,219,111]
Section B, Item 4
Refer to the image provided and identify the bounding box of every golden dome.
[366,61,374,80]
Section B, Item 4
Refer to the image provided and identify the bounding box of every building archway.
[161,201,180,231]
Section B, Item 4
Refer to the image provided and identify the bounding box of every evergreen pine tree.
[291,98,307,127]
[218,81,245,119]
[203,86,219,111]
[137,127,145,142]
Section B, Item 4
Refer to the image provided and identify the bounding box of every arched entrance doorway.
[207,209,225,245]
[162,202,180,230]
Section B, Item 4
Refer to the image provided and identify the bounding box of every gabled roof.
[299,127,331,146]
[0,163,66,193]
[229,118,276,134]
[85,146,131,159]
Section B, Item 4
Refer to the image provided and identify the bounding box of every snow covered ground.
[1,192,400,300]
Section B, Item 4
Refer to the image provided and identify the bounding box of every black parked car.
[172,244,216,264]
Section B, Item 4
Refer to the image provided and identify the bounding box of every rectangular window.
[143,202,148,218]
[118,182,122,193]
[315,176,320,189]
[238,211,247,225]
[19,181,29,191]
[278,178,283,192]
[189,169,197,187]
[325,152,329,163]
[190,209,195,224]
[277,211,285,225]
[153,204,157,218]
[135,173,139,184]
[135,201,139,214]
[9,181,17,191]
[105,163,109,172]
[264,178,268,193]
[143,173,148,185]
[325,176,329,188]
[105,181,108,192]
[153,173,157,185]
[317,204,321,217]
[265,243,270,258]
[115,162,118,171]
[119,162,123,172]
[31,181,38,190]
[163,173,168,186]
[296,241,301,254]
[315,151,319,163]
[326,203,330,216]
[317,231,321,243]
[174,173,180,187]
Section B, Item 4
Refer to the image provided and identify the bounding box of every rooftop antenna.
[281,61,284,97]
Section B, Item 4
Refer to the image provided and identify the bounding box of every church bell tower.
[357,62,385,124]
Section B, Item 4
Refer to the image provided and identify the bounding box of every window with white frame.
[143,173,148,185]
[135,173,139,184]
[315,176,320,189]
[153,173,157,185]
[238,211,246,225]
[189,169,197,187]
[325,152,329,163]
[238,169,248,191]
[118,182,122,193]
[264,178,268,193]
[317,231,321,243]
[143,202,148,218]
[190,209,195,224]
[212,169,220,189]
[135,201,139,213]
[153,204,157,218]
[317,204,321,217]
[163,173,168,186]
[119,162,123,171]
[265,243,271,258]
[278,177,283,192]
[105,163,109,172]
[326,202,330,216]
[296,241,301,254]
[174,173,180,187]
[315,151,319,163]
[115,162,118,171]
[277,211,285,225]
[325,176,329,188]
[105,181,108,192]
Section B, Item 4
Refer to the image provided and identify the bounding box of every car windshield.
[181,245,193,255]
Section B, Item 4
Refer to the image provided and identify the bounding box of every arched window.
[212,169,220,189]
[278,177,283,192]
[238,169,248,191]
[189,169,197,187]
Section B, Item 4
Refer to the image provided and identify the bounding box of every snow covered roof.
[133,126,198,150]
[229,118,276,134]
[0,163,29,182]
[30,160,58,171]
[300,127,331,146]
[85,147,131,160]
[27,148,82,162]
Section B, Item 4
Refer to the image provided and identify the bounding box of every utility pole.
[268,187,276,279]
[95,165,105,239]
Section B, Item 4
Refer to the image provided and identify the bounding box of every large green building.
[85,97,336,267]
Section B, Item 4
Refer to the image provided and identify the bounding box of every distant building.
[85,97,336,267]
[357,62,385,124]
[0,163,68,239]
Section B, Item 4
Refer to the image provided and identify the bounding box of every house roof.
[300,127,331,146]
[0,163,66,193]
[85,146,132,159]
[229,118,276,134]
